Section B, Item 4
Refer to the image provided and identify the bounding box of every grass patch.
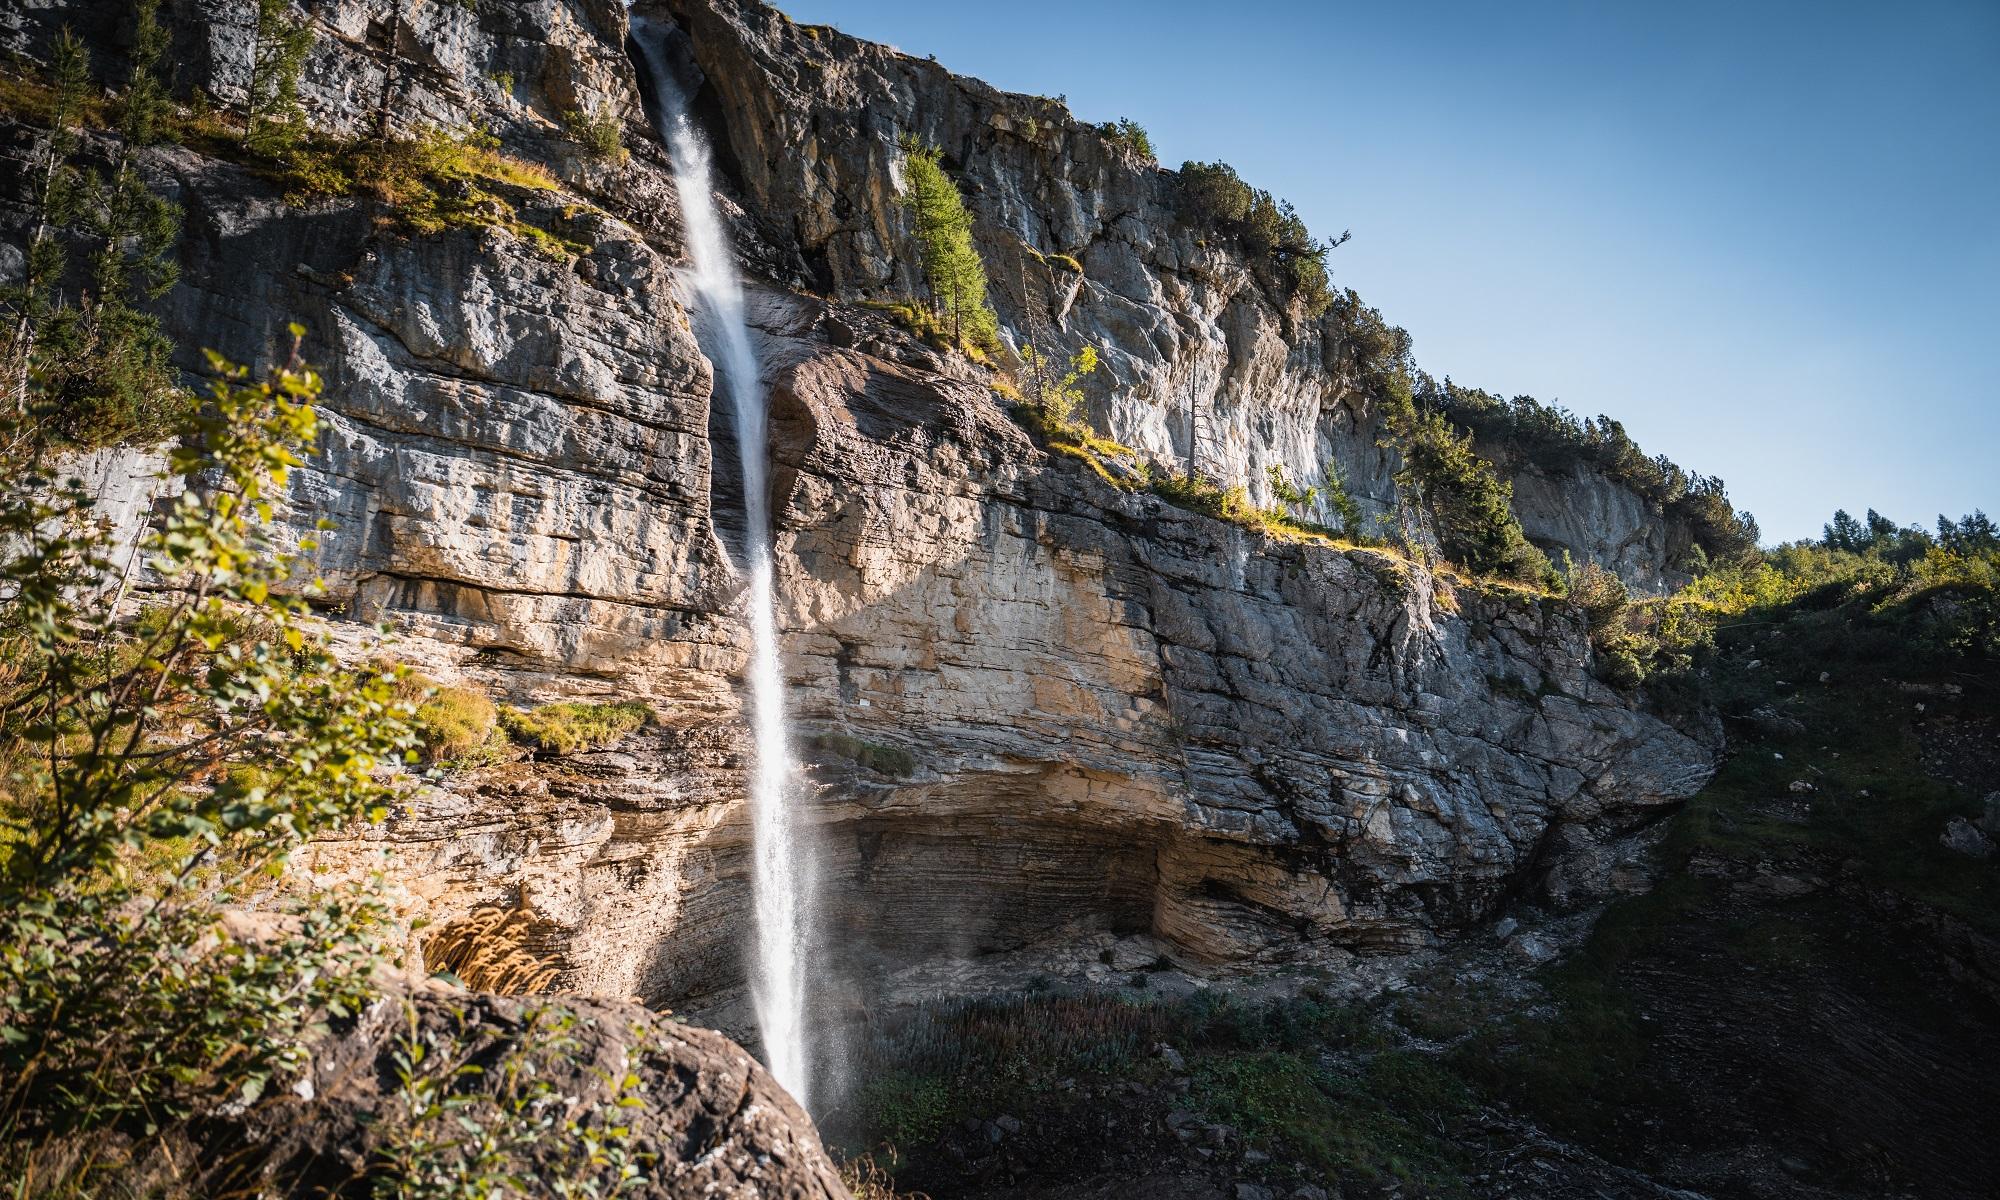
[1023,246,1084,275]
[0,64,109,128]
[1010,402,1140,491]
[859,298,994,365]
[1191,1049,1472,1194]
[283,126,591,260]
[1147,469,1350,545]
[499,701,650,756]
[809,732,918,778]
[841,991,1378,1126]
[415,686,508,766]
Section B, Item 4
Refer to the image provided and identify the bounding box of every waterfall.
[632,15,813,1108]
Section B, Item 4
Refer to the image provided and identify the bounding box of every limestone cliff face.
[2,0,1714,1020]
[645,0,1705,592]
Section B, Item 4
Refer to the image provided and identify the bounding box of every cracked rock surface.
[7,0,1715,1056]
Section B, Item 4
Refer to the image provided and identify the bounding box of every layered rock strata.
[1,0,1714,1024]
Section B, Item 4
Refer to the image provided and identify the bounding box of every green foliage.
[1265,464,1318,514]
[2,9,191,450]
[837,988,1466,1193]
[1321,459,1366,540]
[1174,160,1341,316]
[0,334,420,1154]
[897,138,999,352]
[246,0,313,155]
[809,732,917,778]
[1097,117,1153,160]
[1671,508,2000,673]
[372,1001,652,1200]
[858,297,994,365]
[500,701,650,757]
[1147,468,1350,545]
[1565,559,1663,689]
[562,104,628,162]
[1020,342,1099,440]
[1178,160,1255,226]
[1420,377,1759,566]
[1192,1049,1471,1193]
[406,679,509,766]
[1392,406,1560,589]
[283,126,583,258]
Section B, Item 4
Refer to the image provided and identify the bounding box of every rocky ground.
[819,607,2000,1200]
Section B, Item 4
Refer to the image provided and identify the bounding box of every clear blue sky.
[775,0,1997,542]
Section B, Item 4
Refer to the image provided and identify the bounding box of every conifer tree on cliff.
[3,0,187,447]
[898,137,997,351]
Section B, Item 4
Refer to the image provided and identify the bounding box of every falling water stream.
[632,15,813,1107]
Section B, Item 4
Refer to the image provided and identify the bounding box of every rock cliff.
[646,0,1715,592]
[1,0,1715,1046]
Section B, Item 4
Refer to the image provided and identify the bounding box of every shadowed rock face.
[4,0,1713,1026]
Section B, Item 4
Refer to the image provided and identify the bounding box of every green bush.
[408,681,508,764]
[1178,160,1255,226]
[1174,160,1337,315]
[500,701,650,756]
[0,332,419,1164]
[1392,407,1559,590]
[562,104,628,161]
[1421,377,1759,566]
[1021,342,1099,440]
[1097,117,1153,160]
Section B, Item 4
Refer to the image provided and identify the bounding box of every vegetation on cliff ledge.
[898,137,1001,353]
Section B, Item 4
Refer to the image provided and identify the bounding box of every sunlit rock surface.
[4,0,1714,1021]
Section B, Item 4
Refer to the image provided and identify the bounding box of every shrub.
[0,332,420,1162]
[410,681,508,764]
[1021,342,1099,440]
[1392,407,1559,590]
[500,701,650,756]
[562,103,628,162]
[1266,464,1318,515]
[1175,160,1339,315]
[1421,377,1759,566]
[1178,160,1254,226]
[1322,459,1367,540]
[1098,117,1153,160]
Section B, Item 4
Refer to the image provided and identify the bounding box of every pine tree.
[19,0,189,448]
[246,0,314,156]
[1824,509,1864,552]
[898,138,996,351]
[1,30,89,412]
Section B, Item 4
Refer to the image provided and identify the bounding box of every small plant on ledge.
[562,102,629,162]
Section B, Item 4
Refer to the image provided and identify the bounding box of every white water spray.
[633,16,812,1107]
